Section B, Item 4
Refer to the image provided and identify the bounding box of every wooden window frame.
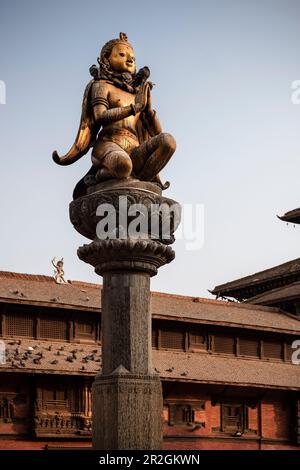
[39,316,68,341]
[166,400,205,427]
[159,325,186,351]
[238,336,261,359]
[5,311,36,339]
[74,318,96,341]
[213,334,236,356]
[220,402,247,434]
[188,329,208,352]
[262,338,284,361]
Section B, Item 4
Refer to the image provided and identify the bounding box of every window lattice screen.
[6,313,34,337]
[161,329,185,350]
[40,317,67,340]
[239,338,259,357]
[76,321,94,338]
[263,340,282,359]
[214,335,235,354]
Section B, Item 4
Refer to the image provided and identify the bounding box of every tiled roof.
[1,339,299,390]
[211,258,300,300]
[150,295,300,334]
[1,271,300,334]
[153,350,300,391]
[0,271,101,311]
[278,208,300,225]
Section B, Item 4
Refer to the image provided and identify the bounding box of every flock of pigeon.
[2,340,102,372]
[2,340,189,377]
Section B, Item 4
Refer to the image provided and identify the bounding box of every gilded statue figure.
[53,33,176,198]
[51,257,68,284]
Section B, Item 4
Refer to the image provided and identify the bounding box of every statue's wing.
[52,80,99,165]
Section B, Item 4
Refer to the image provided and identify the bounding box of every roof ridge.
[70,280,101,289]
[0,271,101,289]
[0,271,54,282]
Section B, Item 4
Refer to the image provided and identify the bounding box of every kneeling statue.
[53,32,176,199]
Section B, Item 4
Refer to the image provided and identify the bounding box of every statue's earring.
[97,57,101,65]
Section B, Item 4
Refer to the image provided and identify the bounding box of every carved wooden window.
[169,404,195,425]
[6,312,34,337]
[189,330,207,350]
[239,337,260,357]
[160,328,185,350]
[40,316,67,340]
[167,401,205,426]
[44,388,69,409]
[222,403,245,433]
[214,334,235,355]
[263,339,283,360]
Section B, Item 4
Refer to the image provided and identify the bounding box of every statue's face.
[109,43,136,74]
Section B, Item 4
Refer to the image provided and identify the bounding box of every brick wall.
[162,383,298,450]
[261,396,291,439]
[0,375,299,450]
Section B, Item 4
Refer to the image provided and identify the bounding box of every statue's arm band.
[91,96,109,109]
[97,105,135,124]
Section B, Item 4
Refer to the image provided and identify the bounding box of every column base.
[92,368,163,450]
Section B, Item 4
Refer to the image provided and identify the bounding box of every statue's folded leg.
[131,132,176,181]
[92,140,132,179]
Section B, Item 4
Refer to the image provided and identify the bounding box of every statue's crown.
[100,32,133,62]
[118,32,130,44]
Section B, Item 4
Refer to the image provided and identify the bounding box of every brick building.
[0,261,300,450]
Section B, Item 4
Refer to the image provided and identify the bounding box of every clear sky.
[0,0,299,297]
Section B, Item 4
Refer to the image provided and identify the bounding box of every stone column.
[70,179,180,450]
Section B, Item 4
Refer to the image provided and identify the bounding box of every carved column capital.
[78,238,175,277]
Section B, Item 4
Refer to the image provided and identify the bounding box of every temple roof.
[211,258,300,301]
[1,271,300,334]
[278,208,300,225]
[1,339,299,390]
[245,281,300,306]
[151,294,300,334]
